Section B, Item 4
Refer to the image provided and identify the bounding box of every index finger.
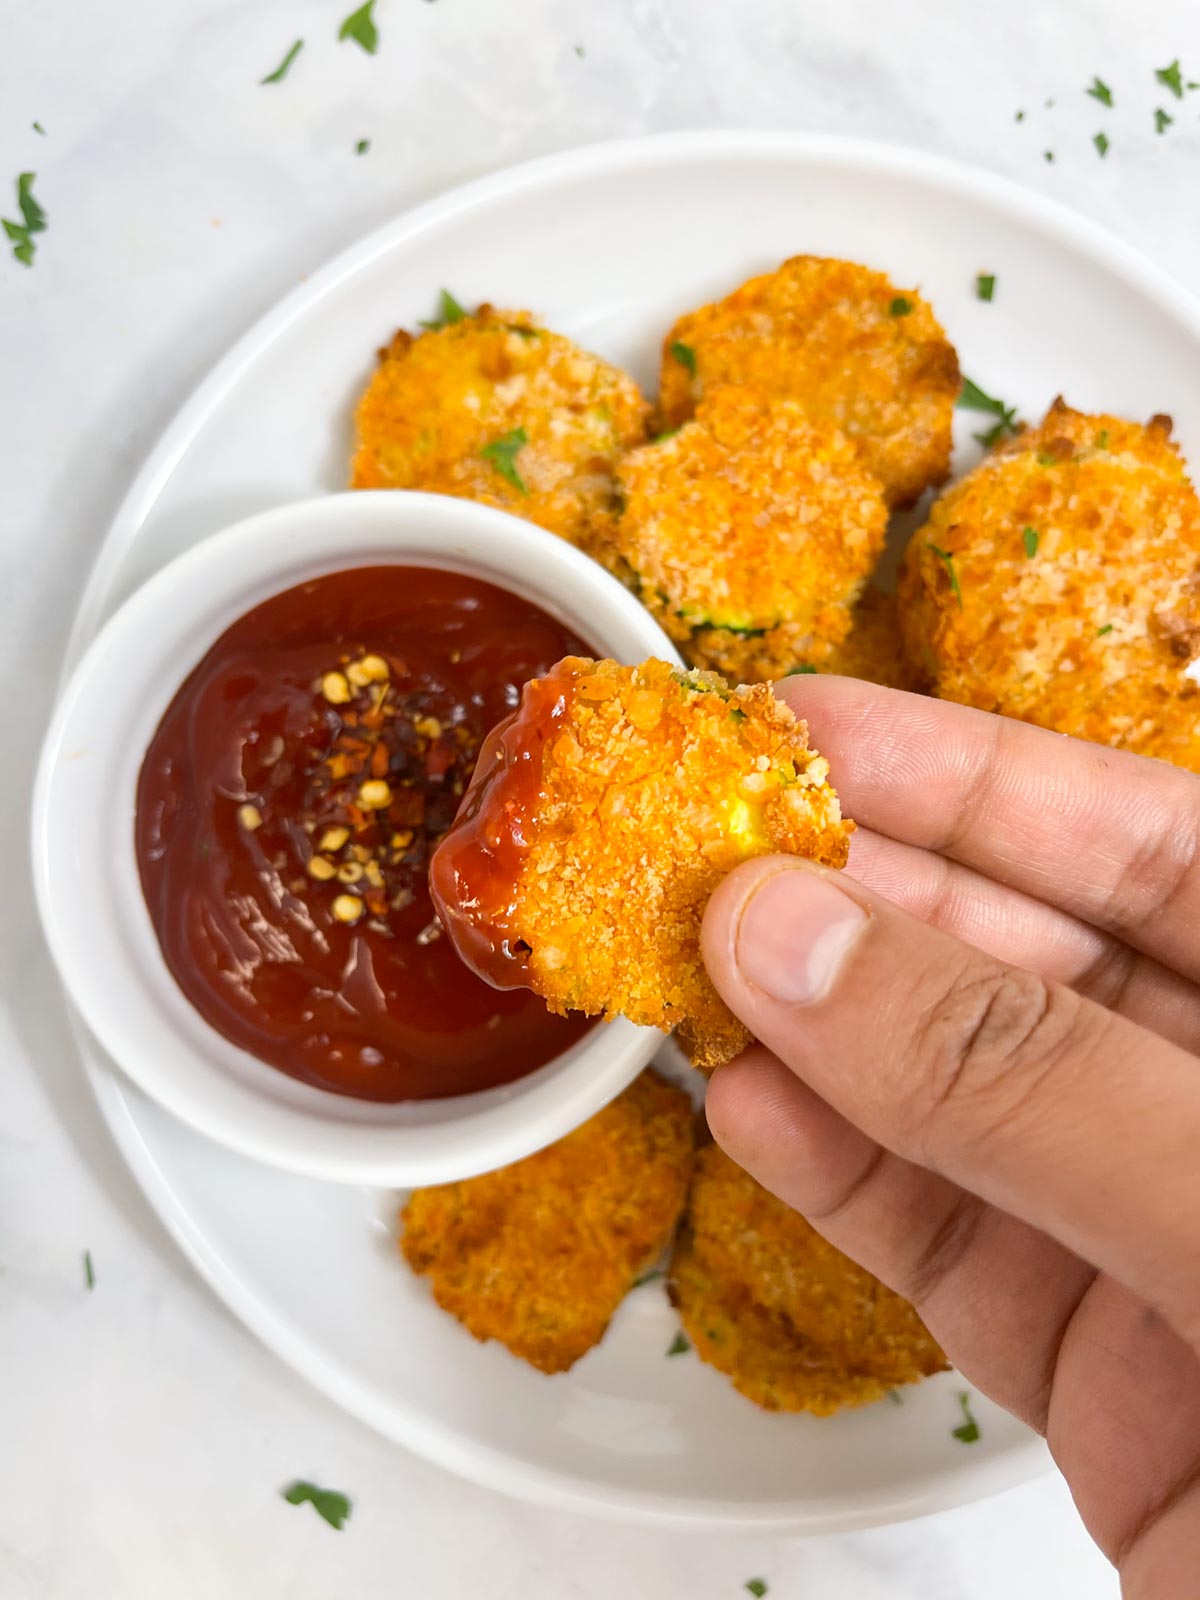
[780,676,1200,982]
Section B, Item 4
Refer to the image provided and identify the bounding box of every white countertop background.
[4,1,1197,1593]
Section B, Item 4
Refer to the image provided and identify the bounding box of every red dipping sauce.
[135,565,593,1102]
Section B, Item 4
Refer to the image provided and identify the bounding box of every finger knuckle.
[906,964,1077,1157]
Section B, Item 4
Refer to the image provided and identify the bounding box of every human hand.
[701,677,1200,1597]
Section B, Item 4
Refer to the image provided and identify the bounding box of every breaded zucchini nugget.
[608,390,888,682]
[807,586,919,691]
[669,1145,947,1413]
[898,399,1200,766]
[352,304,649,547]
[430,657,851,1070]
[658,256,959,507]
[400,1068,695,1374]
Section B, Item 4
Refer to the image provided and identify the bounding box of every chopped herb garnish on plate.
[975,273,995,302]
[952,1390,981,1443]
[1154,108,1174,134]
[4,171,46,267]
[261,39,304,84]
[670,339,697,376]
[32,120,46,135]
[1156,59,1185,98]
[355,138,370,155]
[339,0,379,54]
[574,43,586,57]
[1043,149,1055,163]
[745,1581,768,1597]
[1023,526,1040,557]
[282,1480,352,1529]
[1036,451,1059,466]
[1097,622,1114,636]
[83,1250,95,1290]
[480,428,529,494]
[419,288,467,330]
[928,545,963,608]
[1014,109,1025,122]
[1093,132,1110,158]
[958,376,1020,446]
[1086,76,1114,106]
[1095,429,1109,448]
[786,663,818,675]
[888,296,912,317]
[887,1388,904,1406]
[666,1332,691,1357]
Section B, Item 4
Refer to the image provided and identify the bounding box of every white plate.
[61,131,1200,1534]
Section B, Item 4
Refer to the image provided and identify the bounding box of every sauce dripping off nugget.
[430,665,578,988]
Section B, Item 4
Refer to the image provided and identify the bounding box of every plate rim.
[66,124,1200,1530]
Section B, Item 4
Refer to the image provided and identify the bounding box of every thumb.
[701,856,1200,1348]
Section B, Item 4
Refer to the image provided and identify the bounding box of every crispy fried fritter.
[351,305,649,547]
[658,256,959,507]
[400,1068,695,1374]
[604,390,887,683]
[431,657,852,1070]
[669,1145,947,1413]
[816,587,919,690]
[898,399,1200,768]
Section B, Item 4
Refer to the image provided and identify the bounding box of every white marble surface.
[4,0,1198,1593]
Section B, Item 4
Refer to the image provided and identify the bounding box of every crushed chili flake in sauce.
[136,565,593,1102]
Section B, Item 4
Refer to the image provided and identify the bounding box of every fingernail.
[735,866,867,1004]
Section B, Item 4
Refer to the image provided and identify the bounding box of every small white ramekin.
[32,491,681,1185]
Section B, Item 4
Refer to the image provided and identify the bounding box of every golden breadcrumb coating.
[604,390,887,684]
[351,305,649,547]
[431,657,852,1070]
[817,586,919,691]
[669,1145,947,1414]
[658,256,960,507]
[898,398,1200,768]
[400,1068,695,1375]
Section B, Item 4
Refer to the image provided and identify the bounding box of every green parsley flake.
[928,544,963,608]
[975,273,995,302]
[1023,525,1040,557]
[282,1480,352,1530]
[889,296,913,317]
[745,1582,769,1598]
[1015,109,1025,122]
[1087,76,1114,107]
[632,1268,664,1288]
[1036,452,1059,466]
[419,288,467,330]
[1044,149,1055,163]
[356,139,370,155]
[83,1250,95,1290]
[339,0,379,54]
[786,663,818,676]
[480,428,529,494]
[1097,622,1114,636]
[261,38,304,84]
[4,171,46,267]
[32,121,46,135]
[958,376,1020,447]
[887,1388,904,1406]
[575,43,586,57]
[1156,59,1185,98]
[952,1391,981,1444]
[1095,429,1110,449]
[670,339,697,376]
[1155,108,1174,134]
[1094,132,1110,158]
[666,1332,691,1357]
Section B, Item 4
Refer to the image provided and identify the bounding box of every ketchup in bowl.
[135,565,592,1103]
